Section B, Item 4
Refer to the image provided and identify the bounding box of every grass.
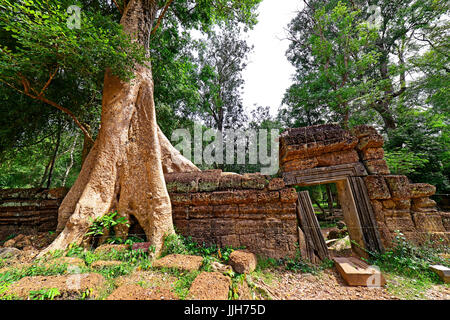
[367,231,449,299]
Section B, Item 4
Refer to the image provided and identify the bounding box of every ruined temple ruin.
[1,124,448,260]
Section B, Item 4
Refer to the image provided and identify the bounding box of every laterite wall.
[279,124,450,247]
[0,188,68,241]
[165,170,299,258]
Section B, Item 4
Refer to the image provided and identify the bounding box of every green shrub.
[369,231,449,281]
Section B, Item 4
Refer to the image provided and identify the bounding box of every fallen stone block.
[229,250,257,274]
[107,284,178,300]
[333,257,386,287]
[429,265,450,284]
[188,271,231,300]
[152,254,203,272]
[6,273,106,299]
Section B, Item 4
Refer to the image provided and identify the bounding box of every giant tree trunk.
[39,0,198,257]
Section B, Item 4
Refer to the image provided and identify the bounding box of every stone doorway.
[285,163,384,259]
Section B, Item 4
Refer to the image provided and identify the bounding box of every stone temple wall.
[0,188,68,241]
[1,124,447,257]
[280,124,449,247]
[0,171,300,259]
[165,170,299,259]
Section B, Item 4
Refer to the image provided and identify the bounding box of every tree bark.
[39,0,197,257]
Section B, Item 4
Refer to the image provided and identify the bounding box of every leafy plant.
[85,211,129,237]
[385,150,429,176]
[29,288,61,300]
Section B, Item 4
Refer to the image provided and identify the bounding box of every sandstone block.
[279,188,298,203]
[385,216,416,232]
[357,134,384,151]
[213,205,239,218]
[190,193,211,206]
[169,193,191,206]
[409,183,436,198]
[241,173,268,190]
[350,125,379,139]
[412,197,437,210]
[316,150,359,167]
[361,147,385,161]
[218,173,242,190]
[281,158,318,172]
[209,191,235,205]
[364,175,391,200]
[256,191,280,203]
[384,175,411,200]
[267,178,285,191]
[188,272,231,300]
[412,213,445,233]
[229,250,257,274]
[363,159,391,175]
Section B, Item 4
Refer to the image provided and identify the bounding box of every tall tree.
[26,0,261,256]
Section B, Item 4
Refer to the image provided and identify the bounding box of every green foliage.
[28,288,61,300]
[85,211,129,237]
[385,149,429,176]
[161,233,239,263]
[369,232,449,281]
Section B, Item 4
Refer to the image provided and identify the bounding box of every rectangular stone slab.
[430,265,450,283]
[333,257,386,287]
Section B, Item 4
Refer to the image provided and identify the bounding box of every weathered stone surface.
[361,147,385,161]
[363,159,391,175]
[370,200,385,222]
[241,174,269,190]
[188,272,231,300]
[170,193,191,206]
[357,134,384,151]
[393,200,411,210]
[364,176,391,200]
[279,188,298,203]
[198,171,221,192]
[256,191,280,203]
[384,176,411,200]
[267,178,285,191]
[409,183,436,198]
[282,158,318,171]
[229,250,257,274]
[7,273,106,299]
[412,197,437,210]
[382,200,396,209]
[0,247,21,259]
[316,150,359,167]
[152,254,203,272]
[385,216,416,232]
[350,125,378,139]
[412,213,446,233]
[218,174,242,190]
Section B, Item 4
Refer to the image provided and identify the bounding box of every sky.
[242,0,305,117]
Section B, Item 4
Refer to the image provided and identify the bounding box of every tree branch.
[0,78,95,144]
[151,0,174,36]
